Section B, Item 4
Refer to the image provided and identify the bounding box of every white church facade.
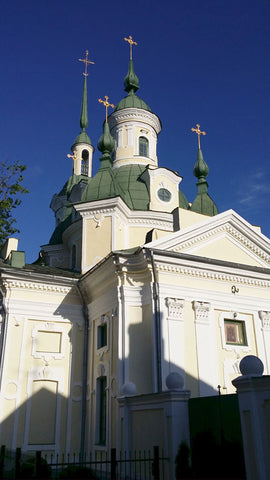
[0,43,270,468]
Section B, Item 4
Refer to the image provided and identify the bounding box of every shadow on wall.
[128,310,219,397]
[0,296,244,480]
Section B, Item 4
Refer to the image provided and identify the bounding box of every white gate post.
[232,355,270,480]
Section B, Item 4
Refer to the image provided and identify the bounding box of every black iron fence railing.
[0,445,169,480]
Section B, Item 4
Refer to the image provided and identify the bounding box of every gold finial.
[79,50,94,76]
[67,153,77,173]
[98,95,115,122]
[191,124,206,149]
[124,35,137,60]
[67,153,76,161]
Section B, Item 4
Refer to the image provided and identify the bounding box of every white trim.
[23,367,64,451]
[219,311,252,353]
[146,209,270,266]
[31,322,69,362]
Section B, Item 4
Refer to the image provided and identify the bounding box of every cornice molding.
[156,263,270,288]
[76,197,173,230]
[108,108,161,134]
[2,279,72,293]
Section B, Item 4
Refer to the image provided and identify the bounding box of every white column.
[163,298,185,388]
[193,301,219,396]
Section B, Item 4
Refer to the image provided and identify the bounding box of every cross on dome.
[79,50,94,76]
[98,95,115,122]
[191,124,206,149]
[124,35,137,60]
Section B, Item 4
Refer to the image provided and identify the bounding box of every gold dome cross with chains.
[98,96,115,122]
[124,35,137,60]
[79,50,94,76]
[191,124,206,149]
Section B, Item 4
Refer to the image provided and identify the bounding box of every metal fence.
[0,445,169,480]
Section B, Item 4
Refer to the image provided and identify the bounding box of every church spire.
[190,124,218,216]
[73,50,94,147]
[70,51,95,178]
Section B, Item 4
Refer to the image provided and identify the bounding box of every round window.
[158,188,172,202]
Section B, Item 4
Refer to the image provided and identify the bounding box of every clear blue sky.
[1,0,270,263]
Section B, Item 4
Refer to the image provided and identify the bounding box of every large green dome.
[81,163,189,211]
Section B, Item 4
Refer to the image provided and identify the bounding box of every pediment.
[146,209,270,268]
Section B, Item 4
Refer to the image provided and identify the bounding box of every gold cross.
[98,95,115,122]
[79,50,94,76]
[124,35,137,60]
[191,124,206,149]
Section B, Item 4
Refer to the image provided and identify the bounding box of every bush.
[58,465,97,479]
[175,442,192,479]
[19,455,51,479]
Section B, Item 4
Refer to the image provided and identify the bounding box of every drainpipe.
[148,249,162,393]
[0,288,7,389]
[77,282,89,456]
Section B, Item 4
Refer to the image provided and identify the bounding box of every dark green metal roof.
[59,174,89,197]
[0,256,81,278]
[114,91,151,112]
[49,212,72,245]
[179,189,189,209]
[114,164,149,209]
[73,130,91,146]
[81,164,147,208]
[190,190,219,216]
[82,163,189,212]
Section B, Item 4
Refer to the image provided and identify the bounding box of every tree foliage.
[0,161,29,250]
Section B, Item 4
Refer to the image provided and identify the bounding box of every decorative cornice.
[108,108,161,134]
[76,197,173,230]
[172,224,270,264]
[156,263,270,288]
[2,279,72,293]
[258,311,270,330]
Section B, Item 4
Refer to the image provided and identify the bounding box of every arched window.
[81,149,89,175]
[139,136,149,157]
[71,244,76,270]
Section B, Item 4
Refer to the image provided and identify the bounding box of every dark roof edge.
[0,262,80,282]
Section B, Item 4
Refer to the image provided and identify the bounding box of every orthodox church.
[0,39,270,471]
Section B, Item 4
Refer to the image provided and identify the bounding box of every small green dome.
[193,148,209,179]
[114,91,151,112]
[98,122,114,155]
[124,59,139,93]
[190,148,218,216]
[73,130,91,146]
